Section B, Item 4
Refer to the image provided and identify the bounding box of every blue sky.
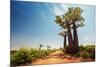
[10,1,95,50]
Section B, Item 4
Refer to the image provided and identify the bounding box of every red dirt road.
[32,51,86,65]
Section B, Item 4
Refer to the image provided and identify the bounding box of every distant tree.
[47,45,51,50]
[59,31,68,52]
[60,47,62,50]
[39,44,43,51]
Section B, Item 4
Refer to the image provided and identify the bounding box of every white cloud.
[51,4,68,16]
[52,5,64,16]
[84,37,90,40]
[45,4,68,16]
[82,36,95,44]
[59,4,68,13]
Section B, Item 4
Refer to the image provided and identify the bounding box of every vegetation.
[79,45,95,59]
[11,44,95,66]
[47,45,51,50]
[55,7,85,54]
[11,48,32,66]
[59,31,68,52]
[39,44,43,52]
[10,47,59,66]
[69,45,95,59]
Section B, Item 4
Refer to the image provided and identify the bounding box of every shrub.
[89,52,95,59]
[74,52,80,57]
[38,50,49,58]
[11,48,57,66]
[18,48,32,63]
[85,45,95,53]
[29,48,39,60]
[79,45,95,52]
[11,48,32,66]
[11,52,19,65]
[80,52,90,59]
[79,45,86,51]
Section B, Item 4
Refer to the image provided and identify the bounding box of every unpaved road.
[32,51,85,65]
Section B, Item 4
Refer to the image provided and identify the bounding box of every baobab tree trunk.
[73,22,79,53]
[67,23,73,53]
[39,44,42,52]
[63,35,66,52]
[39,47,41,52]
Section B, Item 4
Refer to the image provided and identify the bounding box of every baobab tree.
[47,45,51,50]
[59,31,68,52]
[66,7,85,53]
[39,44,43,52]
[55,14,73,53]
[55,7,85,54]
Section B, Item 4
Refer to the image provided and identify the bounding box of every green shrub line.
[10,45,95,66]
[10,47,58,66]
[67,45,95,59]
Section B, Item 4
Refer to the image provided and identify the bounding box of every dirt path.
[32,51,84,65]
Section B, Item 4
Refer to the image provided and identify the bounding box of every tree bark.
[63,35,66,52]
[67,23,73,53]
[73,22,79,53]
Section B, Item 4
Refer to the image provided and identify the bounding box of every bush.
[38,50,50,58]
[74,52,80,57]
[29,48,39,60]
[80,52,90,59]
[79,45,95,52]
[79,45,86,51]
[11,48,32,66]
[85,45,95,53]
[11,48,58,66]
[89,52,95,59]
[11,52,19,65]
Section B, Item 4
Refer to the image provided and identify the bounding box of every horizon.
[10,1,96,50]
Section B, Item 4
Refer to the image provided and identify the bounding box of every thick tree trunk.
[63,35,66,52]
[73,22,79,53]
[67,23,73,53]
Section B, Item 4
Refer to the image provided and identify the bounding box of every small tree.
[39,44,43,52]
[47,45,51,50]
[59,31,68,52]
